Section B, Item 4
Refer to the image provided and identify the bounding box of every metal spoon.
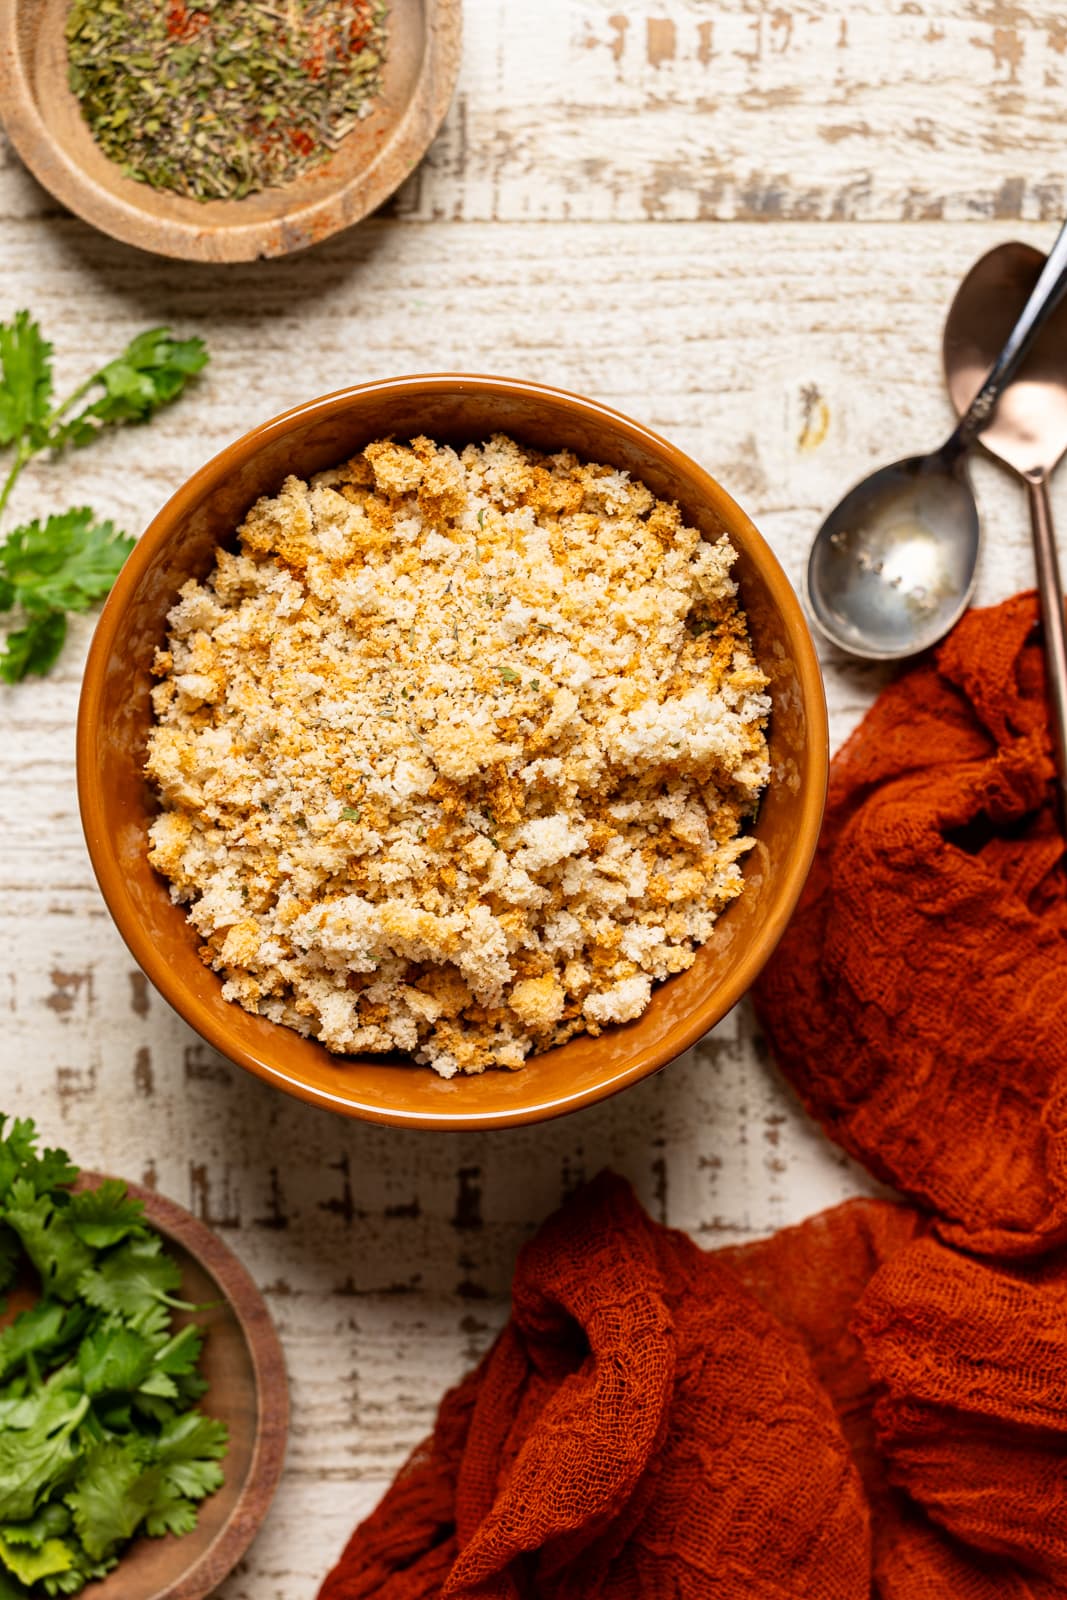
[806,219,1067,662]
[944,240,1067,820]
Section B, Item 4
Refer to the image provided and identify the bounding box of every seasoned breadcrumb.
[145,435,770,1076]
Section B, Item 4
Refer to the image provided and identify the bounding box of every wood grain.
[3,0,1066,227]
[1,0,1065,1590]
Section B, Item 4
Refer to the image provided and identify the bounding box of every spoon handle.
[960,220,1067,439]
[1026,475,1067,824]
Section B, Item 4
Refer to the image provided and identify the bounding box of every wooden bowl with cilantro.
[0,1117,287,1600]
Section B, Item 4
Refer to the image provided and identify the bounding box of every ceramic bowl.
[77,375,828,1129]
[0,0,460,262]
[2,1175,288,1600]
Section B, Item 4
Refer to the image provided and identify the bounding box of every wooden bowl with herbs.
[0,1121,288,1600]
[0,0,460,262]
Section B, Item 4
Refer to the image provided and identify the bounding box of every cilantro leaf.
[66,1181,145,1251]
[126,1302,170,1343]
[136,1369,178,1401]
[0,1301,88,1383]
[0,1116,227,1581]
[150,1323,203,1378]
[53,329,208,447]
[0,511,133,617]
[76,1235,187,1318]
[4,1183,92,1303]
[41,1547,117,1596]
[0,1502,72,1547]
[65,1442,159,1563]
[0,1117,76,1202]
[153,1411,227,1501]
[0,1532,73,1586]
[0,313,53,449]
[43,1551,118,1597]
[0,1230,19,1297]
[143,1481,198,1540]
[76,1325,153,1399]
[0,611,67,684]
[0,319,206,685]
[0,1388,88,1522]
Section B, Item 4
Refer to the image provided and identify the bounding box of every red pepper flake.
[346,0,374,56]
[301,20,327,79]
[166,1,209,42]
[289,127,316,156]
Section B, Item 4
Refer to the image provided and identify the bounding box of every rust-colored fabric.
[320,1180,1067,1599]
[319,1174,871,1600]
[730,1200,1067,1600]
[753,593,1067,1256]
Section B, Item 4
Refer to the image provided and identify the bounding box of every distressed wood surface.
[4,0,1067,227]
[1,2,1064,1594]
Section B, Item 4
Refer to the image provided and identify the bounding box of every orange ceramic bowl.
[77,376,827,1129]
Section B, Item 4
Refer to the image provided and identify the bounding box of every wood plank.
[4,0,1067,225]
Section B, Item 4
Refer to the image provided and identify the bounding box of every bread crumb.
[145,434,770,1075]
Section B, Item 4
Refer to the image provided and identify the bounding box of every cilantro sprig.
[0,313,208,683]
[0,1115,227,1596]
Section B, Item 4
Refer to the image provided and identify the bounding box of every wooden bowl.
[0,0,460,261]
[0,1175,288,1600]
[77,374,829,1129]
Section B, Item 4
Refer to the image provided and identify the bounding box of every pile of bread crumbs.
[145,434,770,1076]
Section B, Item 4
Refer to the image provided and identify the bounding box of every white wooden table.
[2,3,1063,1592]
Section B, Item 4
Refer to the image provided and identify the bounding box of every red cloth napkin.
[320,1174,1067,1599]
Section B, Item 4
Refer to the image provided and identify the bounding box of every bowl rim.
[0,0,461,262]
[77,373,829,1129]
[77,1172,288,1600]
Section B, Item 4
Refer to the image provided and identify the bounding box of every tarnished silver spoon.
[806,219,1067,662]
[944,240,1067,821]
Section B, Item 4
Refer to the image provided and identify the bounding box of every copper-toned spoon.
[944,241,1067,821]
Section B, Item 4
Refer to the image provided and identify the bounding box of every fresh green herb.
[67,0,389,204]
[0,1115,227,1596]
[49,330,210,450]
[476,509,485,528]
[528,678,540,691]
[0,314,207,683]
[341,807,362,822]
[498,665,520,684]
[0,615,69,686]
[0,315,53,452]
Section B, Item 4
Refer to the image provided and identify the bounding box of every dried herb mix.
[66,0,388,203]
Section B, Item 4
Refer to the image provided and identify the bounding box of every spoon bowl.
[945,242,1067,478]
[806,448,979,660]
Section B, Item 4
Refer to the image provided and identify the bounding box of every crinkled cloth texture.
[754,594,1067,1256]
[319,1176,1067,1599]
[320,1174,871,1600]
